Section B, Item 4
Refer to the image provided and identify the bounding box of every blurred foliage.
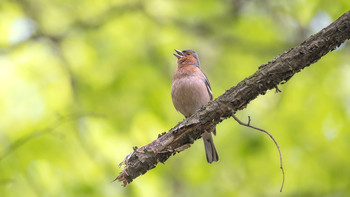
[0,0,350,196]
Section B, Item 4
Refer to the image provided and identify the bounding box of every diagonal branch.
[116,10,350,186]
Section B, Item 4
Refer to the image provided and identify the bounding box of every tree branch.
[116,10,350,186]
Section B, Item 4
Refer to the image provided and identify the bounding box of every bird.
[171,49,219,163]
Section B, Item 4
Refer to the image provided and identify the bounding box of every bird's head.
[174,49,200,67]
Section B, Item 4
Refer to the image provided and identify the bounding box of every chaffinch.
[171,49,219,163]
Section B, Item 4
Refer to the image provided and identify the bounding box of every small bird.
[171,49,219,163]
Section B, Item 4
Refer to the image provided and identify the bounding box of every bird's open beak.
[173,49,184,59]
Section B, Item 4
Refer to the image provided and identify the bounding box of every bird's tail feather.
[202,131,219,163]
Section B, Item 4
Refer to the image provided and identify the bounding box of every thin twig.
[232,113,285,192]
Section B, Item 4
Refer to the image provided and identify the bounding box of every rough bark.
[116,11,350,186]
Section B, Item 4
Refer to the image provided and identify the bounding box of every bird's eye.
[186,52,191,55]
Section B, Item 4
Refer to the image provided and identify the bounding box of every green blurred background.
[1,0,350,196]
